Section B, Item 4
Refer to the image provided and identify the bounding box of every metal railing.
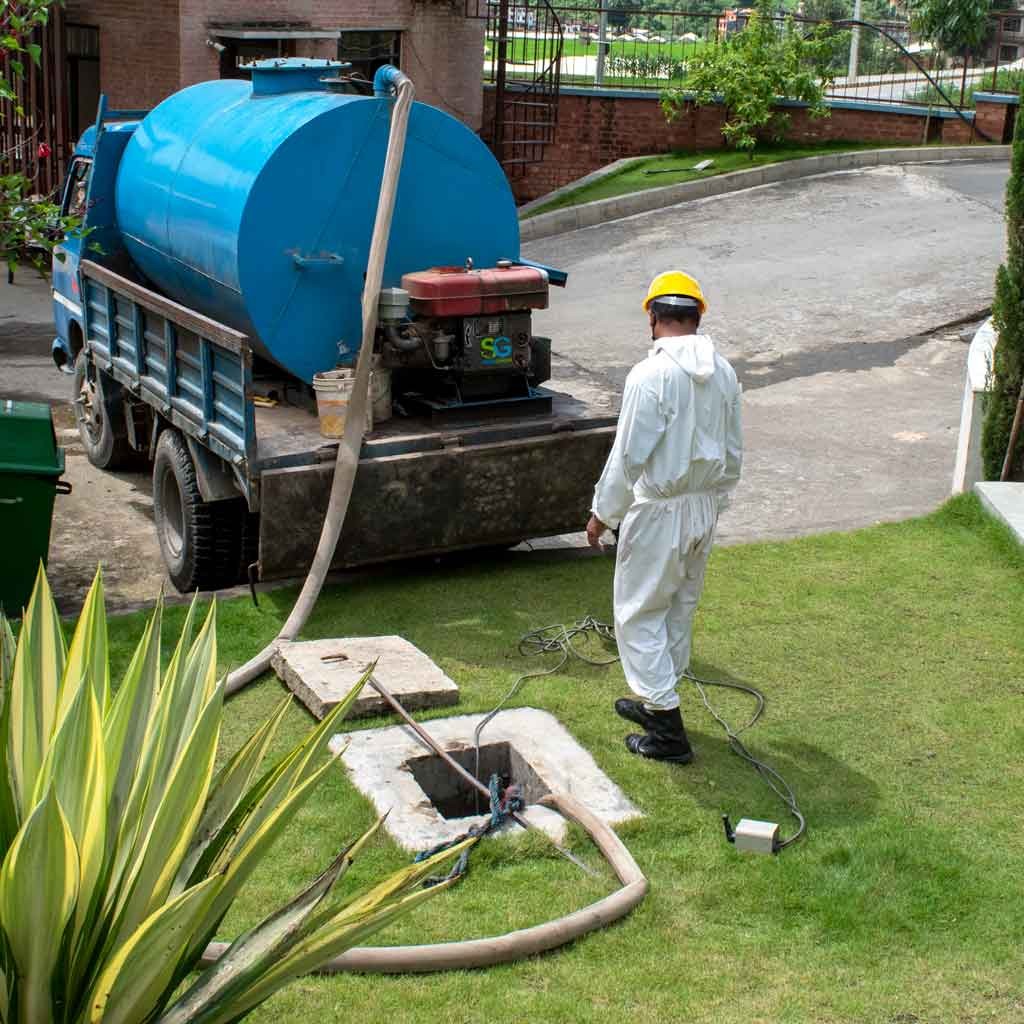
[481,0,564,172]
[0,7,70,195]
[482,4,1024,112]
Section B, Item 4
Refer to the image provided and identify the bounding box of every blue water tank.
[114,60,520,384]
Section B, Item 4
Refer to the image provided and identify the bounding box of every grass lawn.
[522,141,928,217]
[106,496,1024,1023]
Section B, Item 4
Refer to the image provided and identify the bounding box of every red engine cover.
[401,265,549,317]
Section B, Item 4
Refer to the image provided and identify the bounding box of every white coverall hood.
[653,333,717,383]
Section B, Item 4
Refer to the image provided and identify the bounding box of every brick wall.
[65,0,483,128]
[403,5,485,130]
[975,96,1017,144]
[485,88,987,202]
[65,0,181,110]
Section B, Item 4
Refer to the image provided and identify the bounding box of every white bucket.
[312,369,371,439]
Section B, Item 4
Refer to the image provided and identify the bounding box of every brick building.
[989,11,1024,65]
[62,0,486,139]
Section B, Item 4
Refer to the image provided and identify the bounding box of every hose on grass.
[200,790,648,975]
[473,617,807,849]
[224,67,415,697]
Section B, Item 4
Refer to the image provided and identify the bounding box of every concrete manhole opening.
[406,741,551,819]
[331,708,642,850]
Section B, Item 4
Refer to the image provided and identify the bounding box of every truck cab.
[51,98,147,372]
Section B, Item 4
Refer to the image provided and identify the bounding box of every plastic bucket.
[312,370,371,439]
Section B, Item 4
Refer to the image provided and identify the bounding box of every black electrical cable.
[681,669,806,849]
[473,617,806,848]
[472,616,618,812]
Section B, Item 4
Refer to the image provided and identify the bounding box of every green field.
[485,33,712,88]
[104,495,1024,1023]
[485,35,711,64]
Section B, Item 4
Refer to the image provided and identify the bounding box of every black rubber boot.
[615,699,694,764]
[615,697,663,731]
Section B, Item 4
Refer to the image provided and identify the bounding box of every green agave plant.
[0,568,470,1024]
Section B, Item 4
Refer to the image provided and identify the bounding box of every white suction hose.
[225,70,415,697]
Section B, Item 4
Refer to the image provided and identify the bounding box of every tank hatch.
[248,58,350,96]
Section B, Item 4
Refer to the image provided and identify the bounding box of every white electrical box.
[734,818,779,855]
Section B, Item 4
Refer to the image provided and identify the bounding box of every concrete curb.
[517,156,645,216]
[519,145,1012,244]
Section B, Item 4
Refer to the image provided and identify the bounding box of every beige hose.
[225,72,416,697]
[202,790,648,973]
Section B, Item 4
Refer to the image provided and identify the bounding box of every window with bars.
[66,24,100,139]
[337,30,401,83]
[219,38,297,79]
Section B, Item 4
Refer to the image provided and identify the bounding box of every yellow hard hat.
[643,271,707,315]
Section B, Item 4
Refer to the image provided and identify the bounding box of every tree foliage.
[1,1,81,276]
[981,85,1024,480]
[908,0,992,57]
[661,0,835,156]
[1,1,53,109]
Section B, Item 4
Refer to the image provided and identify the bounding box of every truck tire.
[74,352,138,470]
[238,508,260,582]
[153,429,245,592]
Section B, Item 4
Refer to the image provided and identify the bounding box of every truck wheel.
[73,353,137,470]
[153,430,242,592]
[238,508,260,582]
[212,499,259,585]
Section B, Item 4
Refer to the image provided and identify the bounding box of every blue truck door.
[51,156,92,369]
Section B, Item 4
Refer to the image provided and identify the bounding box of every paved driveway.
[525,160,1007,544]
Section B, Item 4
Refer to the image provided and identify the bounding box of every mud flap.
[257,424,616,578]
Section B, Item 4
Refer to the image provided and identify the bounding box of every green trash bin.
[0,399,72,616]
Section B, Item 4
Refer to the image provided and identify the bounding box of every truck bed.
[78,258,617,580]
[254,392,614,471]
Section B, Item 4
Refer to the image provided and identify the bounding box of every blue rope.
[416,773,525,887]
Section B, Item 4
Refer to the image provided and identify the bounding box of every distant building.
[989,12,1024,66]
[716,8,753,39]
[62,0,487,138]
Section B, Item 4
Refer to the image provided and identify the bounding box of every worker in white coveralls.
[586,271,743,764]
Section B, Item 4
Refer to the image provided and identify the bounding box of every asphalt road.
[525,160,1007,544]
[0,159,1008,610]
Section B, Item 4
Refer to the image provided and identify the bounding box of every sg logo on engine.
[480,336,513,365]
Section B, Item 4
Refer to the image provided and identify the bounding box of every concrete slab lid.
[272,635,459,721]
[329,707,642,851]
[975,481,1024,544]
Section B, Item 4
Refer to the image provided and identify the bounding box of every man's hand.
[586,514,610,550]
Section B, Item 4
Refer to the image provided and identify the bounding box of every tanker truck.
[49,60,615,593]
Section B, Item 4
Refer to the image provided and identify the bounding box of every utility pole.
[595,3,608,85]
[848,0,862,81]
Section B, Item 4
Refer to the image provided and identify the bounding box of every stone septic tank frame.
[329,707,641,851]
[203,707,652,974]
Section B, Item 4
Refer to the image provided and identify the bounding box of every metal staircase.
[471,0,563,174]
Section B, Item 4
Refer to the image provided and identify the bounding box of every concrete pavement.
[525,160,1007,544]
[519,146,1009,243]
